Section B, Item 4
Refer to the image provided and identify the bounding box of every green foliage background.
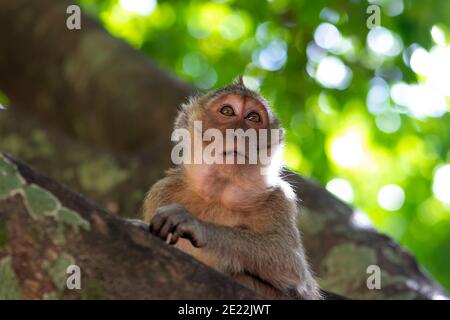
[79,0,450,291]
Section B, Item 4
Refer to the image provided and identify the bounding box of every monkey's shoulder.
[264,179,298,214]
[143,168,187,221]
[147,168,186,200]
[268,177,297,202]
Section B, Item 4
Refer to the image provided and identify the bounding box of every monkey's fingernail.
[170,232,180,245]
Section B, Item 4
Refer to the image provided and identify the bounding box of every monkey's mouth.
[223,150,247,159]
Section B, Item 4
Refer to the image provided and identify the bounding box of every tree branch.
[0,151,261,299]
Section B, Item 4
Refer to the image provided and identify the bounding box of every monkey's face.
[197,93,282,171]
[204,93,269,131]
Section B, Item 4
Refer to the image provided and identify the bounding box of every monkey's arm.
[149,204,321,299]
[200,220,320,299]
[142,172,181,224]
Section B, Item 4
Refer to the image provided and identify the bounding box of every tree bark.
[0,109,163,216]
[0,0,193,157]
[0,151,261,299]
[0,0,448,300]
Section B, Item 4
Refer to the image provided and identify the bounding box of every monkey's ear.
[232,75,245,87]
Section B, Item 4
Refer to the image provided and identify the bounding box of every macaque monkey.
[143,78,321,299]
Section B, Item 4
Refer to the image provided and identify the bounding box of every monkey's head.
[173,77,285,178]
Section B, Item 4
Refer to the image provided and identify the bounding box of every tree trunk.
[0,0,448,300]
[0,0,193,156]
[0,109,163,216]
[0,152,262,299]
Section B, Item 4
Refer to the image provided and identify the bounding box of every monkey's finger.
[168,219,189,245]
[189,233,200,248]
[149,215,167,235]
[169,229,181,245]
[174,225,200,248]
[158,218,176,241]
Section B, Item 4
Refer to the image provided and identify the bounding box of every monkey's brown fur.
[143,78,321,299]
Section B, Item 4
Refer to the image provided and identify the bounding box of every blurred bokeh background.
[66,0,450,290]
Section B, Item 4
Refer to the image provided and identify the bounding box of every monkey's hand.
[149,204,207,248]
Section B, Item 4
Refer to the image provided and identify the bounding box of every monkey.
[142,77,321,300]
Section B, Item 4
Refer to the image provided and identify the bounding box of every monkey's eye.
[246,112,261,123]
[219,105,235,116]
